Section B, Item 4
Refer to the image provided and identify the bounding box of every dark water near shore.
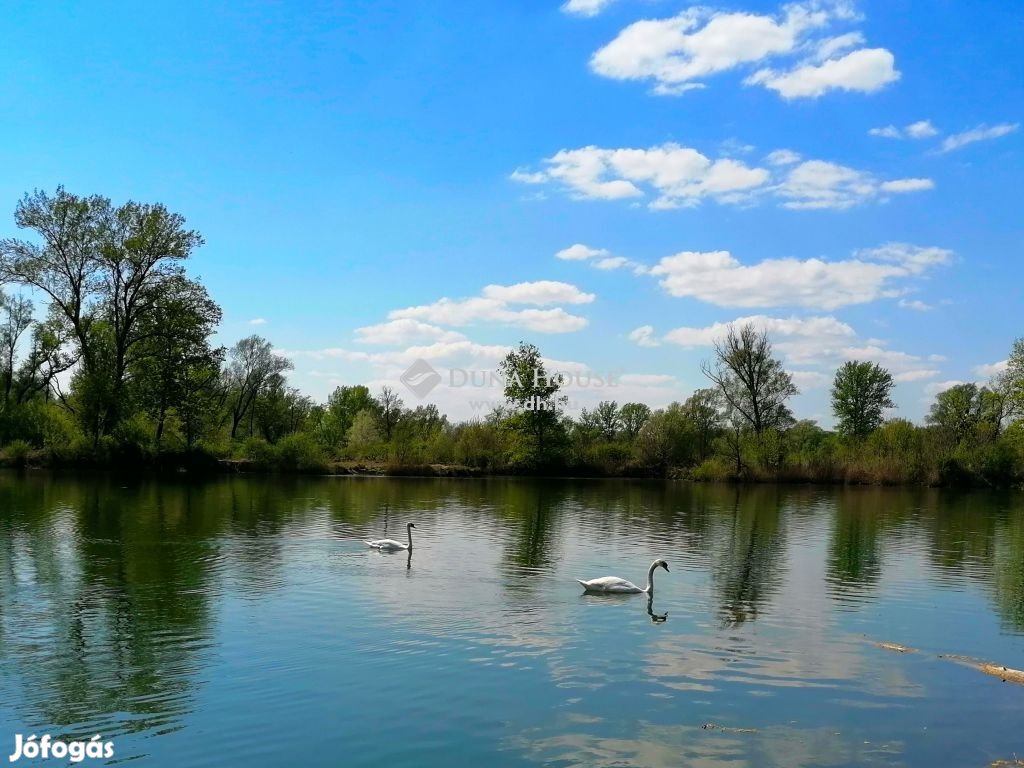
[1,472,1023,767]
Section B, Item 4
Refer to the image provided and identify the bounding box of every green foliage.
[274,432,327,471]
[832,361,895,439]
[498,342,568,468]
[1,439,32,467]
[0,191,1022,486]
[702,323,797,437]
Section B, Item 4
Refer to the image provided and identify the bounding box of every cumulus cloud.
[628,325,660,347]
[562,0,617,16]
[940,123,1019,153]
[387,281,594,334]
[879,178,935,193]
[514,143,930,210]
[354,319,468,346]
[556,243,649,274]
[747,47,898,99]
[556,243,609,260]
[974,359,1008,378]
[776,160,928,210]
[248,318,268,326]
[481,280,594,305]
[870,120,938,140]
[765,149,802,166]
[590,1,896,99]
[639,314,942,388]
[646,243,951,309]
[660,314,855,347]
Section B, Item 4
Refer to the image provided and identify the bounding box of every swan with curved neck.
[576,559,669,594]
[367,523,415,551]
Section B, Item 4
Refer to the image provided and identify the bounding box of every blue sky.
[1,0,1021,423]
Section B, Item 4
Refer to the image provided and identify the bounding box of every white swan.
[577,559,669,594]
[367,522,415,551]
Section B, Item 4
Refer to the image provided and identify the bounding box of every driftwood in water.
[875,641,915,653]
[701,723,757,734]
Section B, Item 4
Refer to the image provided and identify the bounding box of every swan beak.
[662,563,670,572]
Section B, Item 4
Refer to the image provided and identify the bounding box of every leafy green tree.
[347,409,382,459]
[224,335,293,439]
[831,360,895,439]
[927,383,983,446]
[498,342,567,467]
[593,400,621,440]
[0,291,33,405]
[1,187,206,437]
[321,385,377,451]
[253,373,313,443]
[683,388,722,460]
[702,323,797,437]
[619,402,651,440]
[637,402,692,469]
[131,275,223,447]
[1006,338,1024,415]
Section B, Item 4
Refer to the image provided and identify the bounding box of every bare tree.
[701,323,797,436]
[376,386,403,441]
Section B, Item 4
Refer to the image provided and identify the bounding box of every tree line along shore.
[1,188,1023,487]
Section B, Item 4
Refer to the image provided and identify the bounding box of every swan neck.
[407,526,413,548]
[646,562,658,593]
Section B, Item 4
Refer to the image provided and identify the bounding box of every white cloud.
[556,243,609,261]
[869,125,902,139]
[906,120,938,139]
[869,120,939,140]
[646,243,950,309]
[562,0,617,17]
[747,47,899,99]
[510,168,548,184]
[661,314,856,347]
[589,1,886,99]
[515,144,930,211]
[814,31,865,61]
[776,160,930,210]
[594,256,630,270]
[940,123,1020,153]
[248,318,268,326]
[628,325,660,347]
[879,178,934,193]
[974,359,1008,378]
[388,281,593,334]
[897,298,932,311]
[619,373,676,386]
[481,281,594,305]
[648,314,942,392]
[765,149,801,166]
[790,370,831,388]
[354,319,468,346]
[856,243,953,274]
[893,369,940,382]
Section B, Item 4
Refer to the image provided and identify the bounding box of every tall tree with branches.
[701,323,797,436]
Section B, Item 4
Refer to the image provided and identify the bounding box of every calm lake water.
[1,472,1023,767]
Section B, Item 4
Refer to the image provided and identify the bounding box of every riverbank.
[3,447,1022,488]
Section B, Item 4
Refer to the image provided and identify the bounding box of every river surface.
[1,472,1023,767]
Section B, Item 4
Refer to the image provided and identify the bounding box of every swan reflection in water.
[577,590,668,624]
[647,595,667,623]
